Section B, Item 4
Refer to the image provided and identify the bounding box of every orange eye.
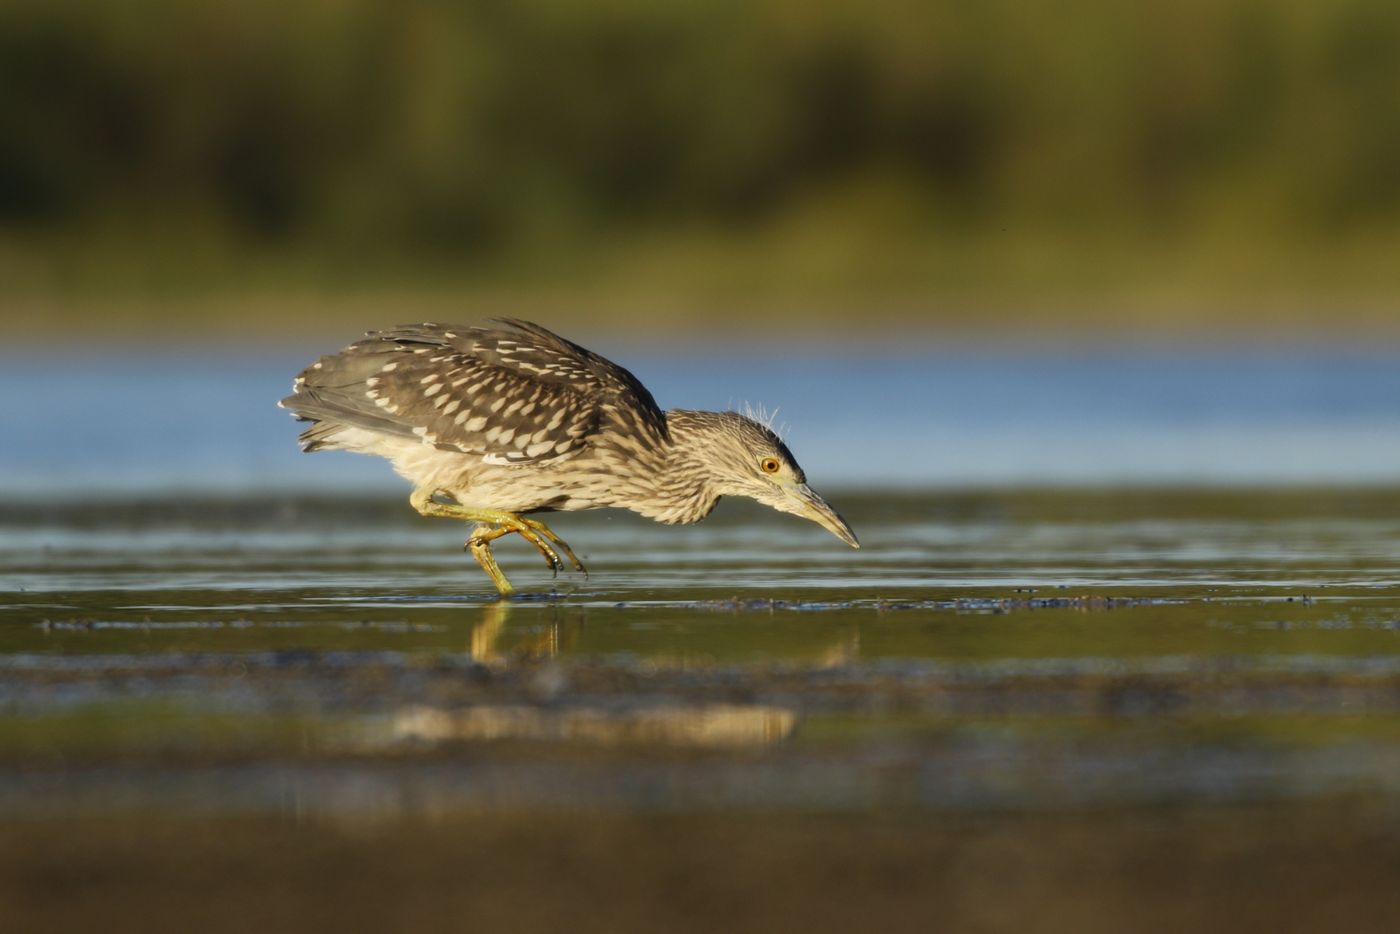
[760,457,781,474]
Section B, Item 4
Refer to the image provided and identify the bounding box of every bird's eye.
[760,457,781,474]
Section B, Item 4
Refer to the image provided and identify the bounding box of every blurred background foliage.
[2,0,1400,338]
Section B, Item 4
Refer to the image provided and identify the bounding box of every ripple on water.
[5,489,1400,817]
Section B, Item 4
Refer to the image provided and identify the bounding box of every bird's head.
[671,410,859,548]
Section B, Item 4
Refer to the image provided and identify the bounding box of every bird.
[279,318,858,594]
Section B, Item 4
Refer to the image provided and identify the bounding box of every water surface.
[5,488,1400,817]
[6,347,1400,929]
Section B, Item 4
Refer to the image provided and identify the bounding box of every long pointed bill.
[782,484,860,548]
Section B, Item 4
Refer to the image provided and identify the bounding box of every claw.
[520,517,588,575]
[515,527,564,572]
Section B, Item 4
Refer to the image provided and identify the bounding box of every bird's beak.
[780,484,860,548]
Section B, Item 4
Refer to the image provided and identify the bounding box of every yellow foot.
[517,516,587,576]
[410,489,588,594]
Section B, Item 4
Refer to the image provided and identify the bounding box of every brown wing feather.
[281,319,663,464]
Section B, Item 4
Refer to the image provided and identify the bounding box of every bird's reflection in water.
[469,599,862,669]
[815,627,860,667]
[391,703,796,749]
[451,601,797,748]
[468,600,579,663]
[447,600,861,751]
[469,601,511,663]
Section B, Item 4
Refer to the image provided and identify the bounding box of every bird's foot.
[458,516,583,581]
[475,519,580,577]
[518,529,567,575]
[412,490,585,589]
[517,516,588,578]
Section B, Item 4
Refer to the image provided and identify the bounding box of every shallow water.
[7,486,1400,930]
[4,487,1400,819]
[7,346,1400,927]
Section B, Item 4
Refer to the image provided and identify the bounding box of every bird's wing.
[281,319,664,464]
[473,317,666,430]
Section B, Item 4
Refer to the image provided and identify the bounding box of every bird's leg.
[466,525,515,595]
[409,490,584,588]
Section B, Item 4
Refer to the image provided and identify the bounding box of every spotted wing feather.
[281,319,664,464]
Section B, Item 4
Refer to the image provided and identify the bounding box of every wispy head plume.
[740,401,786,438]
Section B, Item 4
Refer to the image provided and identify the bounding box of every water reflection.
[469,601,510,663]
[458,597,862,667]
[466,601,589,663]
[6,489,1400,820]
[384,703,797,749]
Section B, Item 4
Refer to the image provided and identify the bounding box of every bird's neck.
[625,409,726,524]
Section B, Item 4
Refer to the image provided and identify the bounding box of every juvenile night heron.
[279,319,858,593]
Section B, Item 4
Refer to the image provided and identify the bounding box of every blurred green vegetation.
[3,0,1400,336]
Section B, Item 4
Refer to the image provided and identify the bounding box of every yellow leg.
[409,489,587,593]
[466,525,515,595]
